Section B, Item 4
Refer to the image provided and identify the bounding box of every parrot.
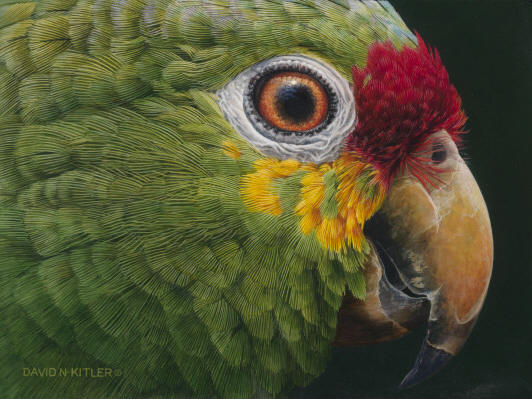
[0,0,493,398]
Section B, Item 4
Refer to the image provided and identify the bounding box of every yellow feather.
[240,153,386,252]
[222,140,241,159]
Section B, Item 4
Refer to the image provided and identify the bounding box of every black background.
[293,1,532,398]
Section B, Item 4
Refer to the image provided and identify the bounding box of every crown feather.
[347,33,467,188]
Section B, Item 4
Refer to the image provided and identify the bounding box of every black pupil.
[274,83,316,124]
[431,143,447,164]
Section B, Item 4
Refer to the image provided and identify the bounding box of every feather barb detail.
[241,154,385,252]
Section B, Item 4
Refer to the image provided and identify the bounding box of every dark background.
[293,1,532,398]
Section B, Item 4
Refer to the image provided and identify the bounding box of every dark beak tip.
[398,341,453,390]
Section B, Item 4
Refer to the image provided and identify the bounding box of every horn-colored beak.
[382,158,493,388]
[334,133,493,388]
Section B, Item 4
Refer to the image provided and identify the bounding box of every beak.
[371,155,493,388]
[334,132,493,388]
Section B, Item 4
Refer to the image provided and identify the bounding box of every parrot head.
[216,10,492,391]
[0,1,493,398]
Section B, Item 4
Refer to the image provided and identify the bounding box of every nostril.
[431,142,447,164]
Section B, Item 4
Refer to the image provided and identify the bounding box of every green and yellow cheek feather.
[240,155,384,252]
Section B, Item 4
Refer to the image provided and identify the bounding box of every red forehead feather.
[346,33,467,188]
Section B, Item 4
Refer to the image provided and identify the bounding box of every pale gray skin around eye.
[216,55,357,164]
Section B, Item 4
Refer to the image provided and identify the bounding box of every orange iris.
[256,72,329,132]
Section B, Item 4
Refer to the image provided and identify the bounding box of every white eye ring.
[216,55,356,164]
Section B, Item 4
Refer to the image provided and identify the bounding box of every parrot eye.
[217,55,356,164]
[247,69,336,135]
